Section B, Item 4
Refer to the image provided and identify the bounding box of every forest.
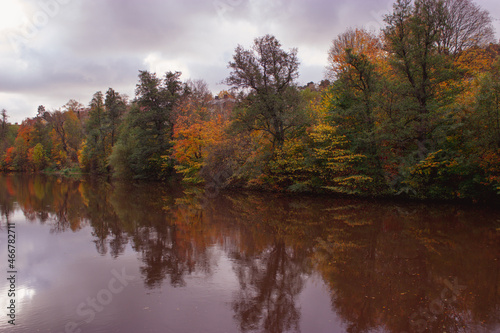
[1,0,499,201]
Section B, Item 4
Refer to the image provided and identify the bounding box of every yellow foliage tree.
[269,123,372,193]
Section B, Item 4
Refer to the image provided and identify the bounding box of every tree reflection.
[111,182,207,288]
[79,179,127,256]
[216,193,318,333]
[0,174,85,232]
[0,174,498,332]
[312,202,500,333]
[169,190,316,332]
[0,175,15,228]
[135,225,196,287]
[231,239,304,333]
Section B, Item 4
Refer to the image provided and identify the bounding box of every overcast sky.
[0,0,499,123]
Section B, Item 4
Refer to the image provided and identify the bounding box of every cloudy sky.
[0,0,499,123]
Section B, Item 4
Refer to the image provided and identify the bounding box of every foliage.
[104,88,127,149]
[108,110,138,179]
[479,149,500,194]
[80,91,107,173]
[383,0,453,158]
[110,71,184,180]
[172,101,215,183]
[268,123,372,194]
[226,34,307,149]
[325,28,386,190]
[0,7,499,201]
[404,149,487,199]
[44,109,83,168]
[30,143,47,171]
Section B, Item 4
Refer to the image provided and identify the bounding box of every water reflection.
[0,174,498,333]
[312,203,500,333]
[0,174,85,232]
[231,239,305,333]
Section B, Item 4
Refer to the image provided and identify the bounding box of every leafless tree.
[438,0,495,55]
[185,79,212,106]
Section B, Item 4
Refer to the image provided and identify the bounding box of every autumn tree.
[225,34,306,149]
[268,122,373,193]
[470,58,500,194]
[383,0,495,157]
[171,81,236,184]
[172,102,220,184]
[326,28,385,188]
[0,109,49,171]
[12,119,34,170]
[63,99,86,122]
[43,110,68,164]
[32,107,53,157]
[327,28,382,80]
[377,0,497,198]
[43,108,83,168]
[475,59,500,150]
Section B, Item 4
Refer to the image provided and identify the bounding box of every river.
[0,174,498,333]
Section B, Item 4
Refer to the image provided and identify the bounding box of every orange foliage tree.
[172,98,229,184]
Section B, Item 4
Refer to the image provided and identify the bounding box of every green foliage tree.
[383,0,451,159]
[226,34,306,149]
[110,71,184,179]
[13,136,29,170]
[475,59,500,150]
[0,109,8,142]
[325,28,385,189]
[33,114,53,161]
[81,91,107,173]
[108,105,139,179]
[104,88,127,149]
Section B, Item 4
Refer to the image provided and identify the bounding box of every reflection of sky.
[0,205,345,333]
[0,284,36,321]
[0,210,38,316]
[0,208,138,332]
[299,273,344,333]
[1,210,94,292]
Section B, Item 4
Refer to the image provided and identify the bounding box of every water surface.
[0,174,499,333]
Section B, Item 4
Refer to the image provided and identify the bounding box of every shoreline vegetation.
[1,0,500,202]
[3,171,499,209]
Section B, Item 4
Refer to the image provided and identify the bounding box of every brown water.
[0,174,499,333]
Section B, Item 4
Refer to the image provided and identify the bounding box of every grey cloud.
[0,0,498,122]
[0,48,141,94]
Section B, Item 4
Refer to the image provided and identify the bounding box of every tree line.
[1,0,499,200]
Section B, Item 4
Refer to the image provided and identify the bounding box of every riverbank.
[2,169,499,205]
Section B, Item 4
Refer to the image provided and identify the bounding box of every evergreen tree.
[110,71,184,179]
